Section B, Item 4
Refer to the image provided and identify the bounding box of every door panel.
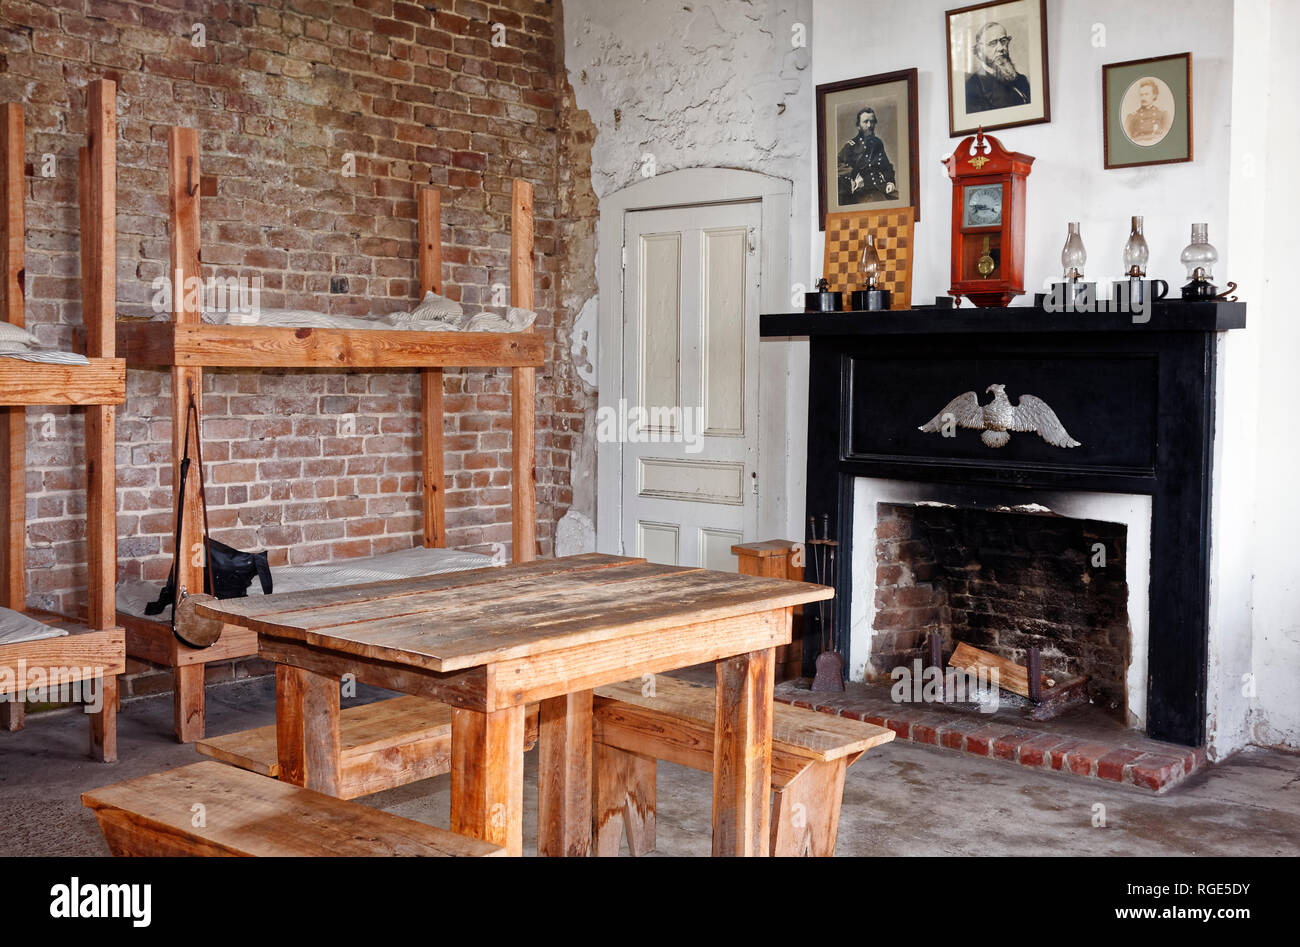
[621,201,762,567]
[702,227,747,437]
[639,232,682,419]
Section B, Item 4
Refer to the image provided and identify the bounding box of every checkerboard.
[822,207,915,309]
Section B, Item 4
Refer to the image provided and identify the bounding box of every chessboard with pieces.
[822,207,915,310]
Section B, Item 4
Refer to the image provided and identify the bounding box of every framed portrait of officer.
[946,0,1050,137]
[816,68,920,229]
[1102,53,1193,169]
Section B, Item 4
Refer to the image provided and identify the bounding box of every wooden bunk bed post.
[168,127,206,743]
[512,177,583,857]
[82,80,118,756]
[0,100,21,732]
[1,103,26,622]
[510,179,536,564]
[417,187,446,548]
[82,79,116,636]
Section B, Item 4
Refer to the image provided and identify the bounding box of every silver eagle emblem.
[919,384,1081,449]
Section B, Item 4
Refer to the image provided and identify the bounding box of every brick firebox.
[869,503,1132,724]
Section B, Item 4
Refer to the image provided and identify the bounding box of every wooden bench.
[81,761,504,857]
[196,696,539,799]
[593,676,894,857]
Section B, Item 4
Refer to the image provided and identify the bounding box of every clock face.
[962,184,1003,228]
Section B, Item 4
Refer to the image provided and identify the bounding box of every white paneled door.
[620,200,762,571]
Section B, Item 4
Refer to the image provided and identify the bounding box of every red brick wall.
[2,2,579,627]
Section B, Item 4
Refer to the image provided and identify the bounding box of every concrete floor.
[2,676,1297,857]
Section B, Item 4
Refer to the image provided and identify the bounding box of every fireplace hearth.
[761,302,1246,747]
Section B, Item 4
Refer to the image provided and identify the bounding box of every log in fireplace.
[761,302,1246,747]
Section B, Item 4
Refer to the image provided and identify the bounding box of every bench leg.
[770,758,848,857]
[1,697,24,731]
[276,665,342,796]
[173,664,205,743]
[451,704,525,857]
[538,690,593,857]
[713,646,775,857]
[593,742,656,857]
[89,674,118,763]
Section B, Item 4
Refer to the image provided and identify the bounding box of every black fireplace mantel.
[761,302,1246,747]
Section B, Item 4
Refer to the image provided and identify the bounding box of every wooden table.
[185,554,833,856]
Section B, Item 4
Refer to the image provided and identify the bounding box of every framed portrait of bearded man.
[816,68,920,229]
[946,0,1050,137]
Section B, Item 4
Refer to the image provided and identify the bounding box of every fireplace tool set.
[808,514,844,692]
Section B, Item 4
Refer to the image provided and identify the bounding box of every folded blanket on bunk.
[0,323,92,365]
[0,607,68,646]
[167,290,537,333]
[0,350,92,365]
[116,546,498,619]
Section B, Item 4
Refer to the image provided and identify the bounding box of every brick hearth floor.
[775,679,1207,794]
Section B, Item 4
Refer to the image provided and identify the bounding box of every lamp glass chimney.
[1061,222,1087,280]
[1123,215,1149,278]
[1180,223,1217,280]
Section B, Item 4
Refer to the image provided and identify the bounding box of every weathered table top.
[194,554,833,674]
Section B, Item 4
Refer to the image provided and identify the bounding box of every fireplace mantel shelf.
[761,301,1245,337]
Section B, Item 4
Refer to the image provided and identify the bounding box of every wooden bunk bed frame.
[115,127,544,743]
[0,80,126,760]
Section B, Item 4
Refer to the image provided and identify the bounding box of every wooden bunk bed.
[115,126,544,743]
[0,80,126,760]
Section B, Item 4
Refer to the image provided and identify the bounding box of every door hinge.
[621,245,627,269]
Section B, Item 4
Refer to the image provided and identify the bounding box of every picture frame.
[1102,52,1193,170]
[945,0,1050,137]
[816,68,920,229]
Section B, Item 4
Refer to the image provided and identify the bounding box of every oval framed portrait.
[1119,75,1175,147]
[1103,52,1192,169]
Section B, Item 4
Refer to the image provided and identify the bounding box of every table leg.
[275,665,341,796]
[537,690,593,857]
[451,704,525,857]
[712,646,775,857]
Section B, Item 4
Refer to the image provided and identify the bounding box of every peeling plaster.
[570,295,599,390]
[565,0,812,201]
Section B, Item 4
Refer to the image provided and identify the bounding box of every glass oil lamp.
[1179,223,1219,299]
[1047,222,1095,311]
[850,234,891,311]
[1061,222,1087,281]
[1114,215,1169,309]
[1123,216,1149,278]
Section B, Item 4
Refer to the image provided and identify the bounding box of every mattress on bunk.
[154,291,537,334]
[115,545,498,620]
[0,606,69,646]
[0,350,91,365]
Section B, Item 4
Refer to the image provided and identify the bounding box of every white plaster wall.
[808,0,1236,291]
[1210,0,1268,759]
[1237,0,1300,752]
[563,0,815,543]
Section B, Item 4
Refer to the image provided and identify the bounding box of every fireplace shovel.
[811,649,845,692]
[811,545,844,692]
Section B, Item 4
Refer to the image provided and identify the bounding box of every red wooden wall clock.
[943,129,1034,307]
